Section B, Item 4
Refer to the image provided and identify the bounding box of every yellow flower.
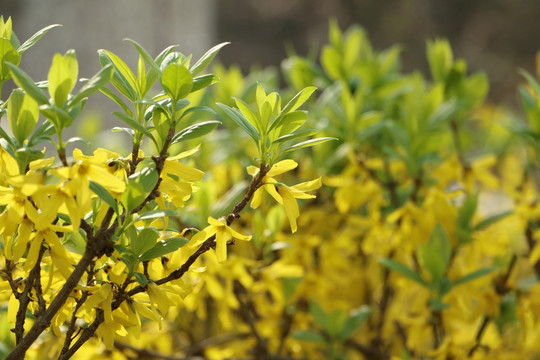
[158,147,204,208]
[247,159,322,233]
[52,148,126,211]
[190,216,252,262]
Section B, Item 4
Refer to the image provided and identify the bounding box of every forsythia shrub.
[1,16,540,360]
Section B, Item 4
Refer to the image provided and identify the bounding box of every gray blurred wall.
[2,0,216,110]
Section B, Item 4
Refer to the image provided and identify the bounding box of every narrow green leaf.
[113,112,157,146]
[453,267,497,287]
[179,105,216,120]
[7,63,49,105]
[98,50,138,101]
[136,209,178,221]
[101,49,138,95]
[419,224,451,282]
[0,126,15,148]
[338,306,371,341]
[520,70,540,97]
[273,129,318,144]
[378,257,429,287]
[39,104,73,128]
[234,98,262,133]
[99,86,133,117]
[133,272,148,287]
[217,102,260,142]
[190,42,230,75]
[124,38,160,73]
[282,137,337,154]
[71,64,114,106]
[172,120,221,144]
[309,301,328,330]
[473,211,513,232]
[280,86,317,116]
[17,24,61,54]
[139,238,189,261]
[192,74,219,92]
[89,180,119,214]
[292,330,326,343]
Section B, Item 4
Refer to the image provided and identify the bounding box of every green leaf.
[192,74,219,92]
[172,120,221,144]
[0,38,21,82]
[89,180,119,214]
[309,301,328,330]
[48,50,78,108]
[473,211,513,232]
[217,102,260,142]
[124,38,160,73]
[453,267,497,287]
[190,42,230,75]
[338,306,371,341]
[98,50,138,101]
[419,225,451,282]
[270,110,307,135]
[39,104,73,128]
[8,90,39,143]
[273,129,319,144]
[136,209,178,221]
[133,272,148,287]
[280,86,317,115]
[70,64,114,106]
[281,277,303,303]
[99,86,133,117]
[234,98,262,133]
[139,237,189,261]
[28,121,55,147]
[282,137,338,154]
[7,63,49,105]
[17,24,61,54]
[132,228,159,256]
[113,112,157,147]
[121,181,146,214]
[160,63,193,101]
[378,257,429,287]
[292,330,326,343]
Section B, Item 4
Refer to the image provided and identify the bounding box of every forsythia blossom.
[248,159,322,233]
[190,216,252,262]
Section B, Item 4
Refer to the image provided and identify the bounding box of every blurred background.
[2,0,540,108]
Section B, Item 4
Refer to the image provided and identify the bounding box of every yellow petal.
[267,159,298,177]
[190,225,217,248]
[88,165,126,193]
[13,219,34,261]
[293,177,322,192]
[215,228,229,263]
[207,216,226,227]
[225,226,252,242]
[280,187,299,233]
[250,188,263,209]
[163,160,204,182]
[29,157,54,171]
[168,145,200,160]
[265,184,283,204]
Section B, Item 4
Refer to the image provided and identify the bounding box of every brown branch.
[59,163,271,359]
[6,240,96,360]
[2,260,21,299]
[14,244,46,344]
